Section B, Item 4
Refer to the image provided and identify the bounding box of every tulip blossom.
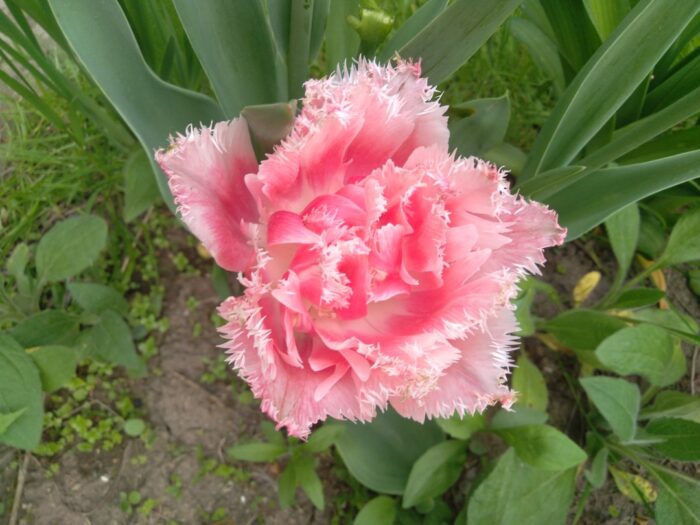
[156,59,565,438]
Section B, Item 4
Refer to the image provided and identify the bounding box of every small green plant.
[0,215,146,451]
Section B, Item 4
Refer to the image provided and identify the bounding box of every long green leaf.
[644,53,700,114]
[49,0,224,207]
[378,0,448,61]
[325,0,359,70]
[172,0,283,116]
[395,0,523,85]
[547,150,700,240]
[583,0,630,41]
[509,16,565,94]
[522,0,700,180]
[540,0,600,73]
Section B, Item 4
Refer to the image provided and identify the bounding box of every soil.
[3,227,699,525]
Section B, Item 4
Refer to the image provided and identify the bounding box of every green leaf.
[278,462,297,508]
[7,242,30,295]
[490,405,548,430]
[495,424,586,471]
[467,448,576,525]
[402,440,467,508]
[67,282,129,316]
[509,17,565,94]
[640,391,700,423]
[36,214,107,283]
[335,408,444,494]
[172,0,282,116]
[654,468,700,525]
[296,454,324,510]
[123,148,160,222]
[517,165,586,201]
[449,94,510,157]
[0,409,26,435]
[395,0,523,85]
[645,54,700,115]
[88,310,146,377]
[546,150,700,241]
[305,423,344,453]
[605,203,639,282]
[124,418,146,437]
[0,334,43,449]
[580,376,640,441]
[49,0,224,207]
[27,345,77,393]
[595,324,679,387]
[545,310,626,351]
[659,205,700,267]
[241,101,297,160]
[435,413,484,440]
[227,442,288,462]
[540,0,600,72]
[609,288,665,309]
[10,310,79,348]
[583,0,630,40]
[325,0,359,70]
[378,0,448,60]
[646,418,700,461]
[354,496,397,525]
[512,353,548,411]
[522,0,700,180]
[585,447,608,488]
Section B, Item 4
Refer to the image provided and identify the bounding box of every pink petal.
[156,119,259,272]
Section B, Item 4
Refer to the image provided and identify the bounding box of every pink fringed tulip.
[156,60,565,438]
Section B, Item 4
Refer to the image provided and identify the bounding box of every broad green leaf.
[36,214,107,283]
[512,353,548,411]
[629,307,699,335]
[325,0,359,70]
[172,0,282,115]
[67,282,129,316]
[449,95,510,157]
[489,405,548,430]
[88,310,146,377]
[0,334,43,449]
[124,418,146,437]
[540,0,600,72]
[296,454,324,510]
[49,0,224,207]
[543,309,626,365]
[658,205,700,267]
[7,242,30,295]
[595,324,679,386]
[580,376,639,441]
[546,150,700,240]
[378,0,448,60]
[583,0,630,40]
[0,409,25,435]
[522,0,700,180]
[335,408,444,494]
[605,203,639,282]
[27,345,77,392]
[396,0,523,85]
[509,17,565,94]
[435,413,484,440]
[496,424,586,471]
[227,442,288,462]
[402,440,467,508]
[640,391,700,423]
[305,423,344,453]
[646,418,700,461]
[123,148,160,222]
[241,102,297,160]
[619,127,700,165]
[354,496,397,525]
[654,468,700,525]
[467,448,576,525]
[585,447,608,488]
[10,310,79,348]
[609,288,665,309]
